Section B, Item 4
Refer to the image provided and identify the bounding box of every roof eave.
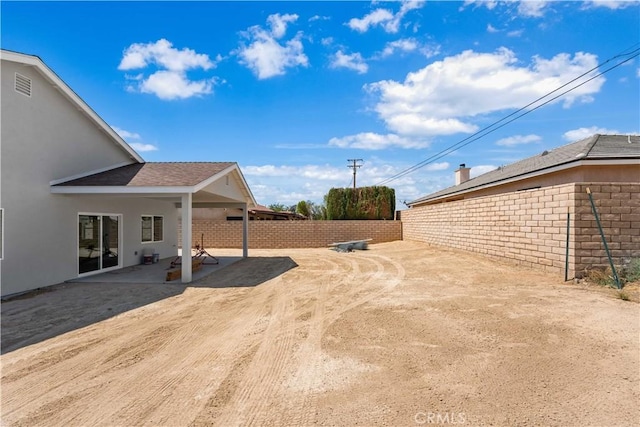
[51,186,195,195]
[408,158,639,207]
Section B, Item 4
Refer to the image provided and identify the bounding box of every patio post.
[242,203,248,258]
[181,192,193,282]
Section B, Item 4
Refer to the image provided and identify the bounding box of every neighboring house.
[402,135,640,277]
[189,205,307,221]
[0,50,256,297]
[248,205,307,220]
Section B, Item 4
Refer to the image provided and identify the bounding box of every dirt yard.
[2,241,639,426]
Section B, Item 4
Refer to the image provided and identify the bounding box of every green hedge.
[325,186,395,220]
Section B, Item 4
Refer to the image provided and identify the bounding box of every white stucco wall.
[0,58,179,296]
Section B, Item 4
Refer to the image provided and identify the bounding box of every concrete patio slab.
[69,255,242,284]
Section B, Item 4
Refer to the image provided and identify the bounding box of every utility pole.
[347,159,363,189]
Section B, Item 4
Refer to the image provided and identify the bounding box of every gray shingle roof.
[54,162,235,187]
[409,134,640,205]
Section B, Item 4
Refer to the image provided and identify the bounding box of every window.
[142,215,163,243]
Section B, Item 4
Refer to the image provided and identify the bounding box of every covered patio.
[52,162,257,283]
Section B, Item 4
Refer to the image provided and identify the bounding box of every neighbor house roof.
[249,205,307,220]
[409,134,640,206]
[0,49,144,164]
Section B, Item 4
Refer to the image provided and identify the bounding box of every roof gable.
[0,49,143,164]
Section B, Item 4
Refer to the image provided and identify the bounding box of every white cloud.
[112,126,158,152]
[425,162,450,171]
[462,0,550,17]
[118,39,217,100]
[129,142,159,152]
[462,0,498,11]
[347,0,425,34]
[471,165,498,177]
[563,126,620,141]
[244,164,341,180]
[507,29,524,37]
[309,15,330,22]
[381,38,418,57]
[582,0,640,10]
[487,24,499,33]
[496,134,542,147]
[328,132,430,150]
[366,48,605,137]
[348,8,394,33]
[140,70,217,100]
[237,13,309,79]
[330,50,368,74]
[267,13,298,39]
[378,38,441,59]
[518,1,549,17]
[112,126,140,140]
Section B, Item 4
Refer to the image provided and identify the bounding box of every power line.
[347,159,363,189]
[376,44,640,186]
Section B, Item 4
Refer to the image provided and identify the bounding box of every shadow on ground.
[192,256,298,288]
[1,256,297,354]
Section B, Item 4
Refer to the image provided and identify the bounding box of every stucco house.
[0,49,256,297]
[403,134,639,278]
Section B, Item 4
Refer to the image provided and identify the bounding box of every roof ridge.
[582,134,601,157]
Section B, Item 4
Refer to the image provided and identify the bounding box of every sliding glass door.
[78,214,120,274]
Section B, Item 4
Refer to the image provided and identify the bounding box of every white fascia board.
[411,158,639,206]
[234,165,258,208]
[49,161,134,185]
[192,163,237,193]
[51,186,195,195]
[1,50,144,164]
[193,163,258,208]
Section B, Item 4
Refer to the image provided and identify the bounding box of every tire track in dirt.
[104,283,280,426]
[210,276,297,426]
[276,251,405,426]
[132,277,289,426]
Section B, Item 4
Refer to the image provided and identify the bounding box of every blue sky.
[2,1,639,208]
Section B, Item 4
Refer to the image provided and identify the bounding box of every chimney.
[455,163,470,185]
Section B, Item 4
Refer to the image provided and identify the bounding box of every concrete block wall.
[182,220,402,249]
[402,183,577,276]
[402,182,639,278]
[573,183,640,275]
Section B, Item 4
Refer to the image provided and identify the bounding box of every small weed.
[586,268,616,288]
[617,291,630,301]
[622,258,640,283]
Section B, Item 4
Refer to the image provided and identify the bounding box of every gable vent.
[15,73,32,97]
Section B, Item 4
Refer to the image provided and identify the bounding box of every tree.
[294,200,325,220]
[296,200,310,218]
[268,203,289,212]
[324,186,395,220]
